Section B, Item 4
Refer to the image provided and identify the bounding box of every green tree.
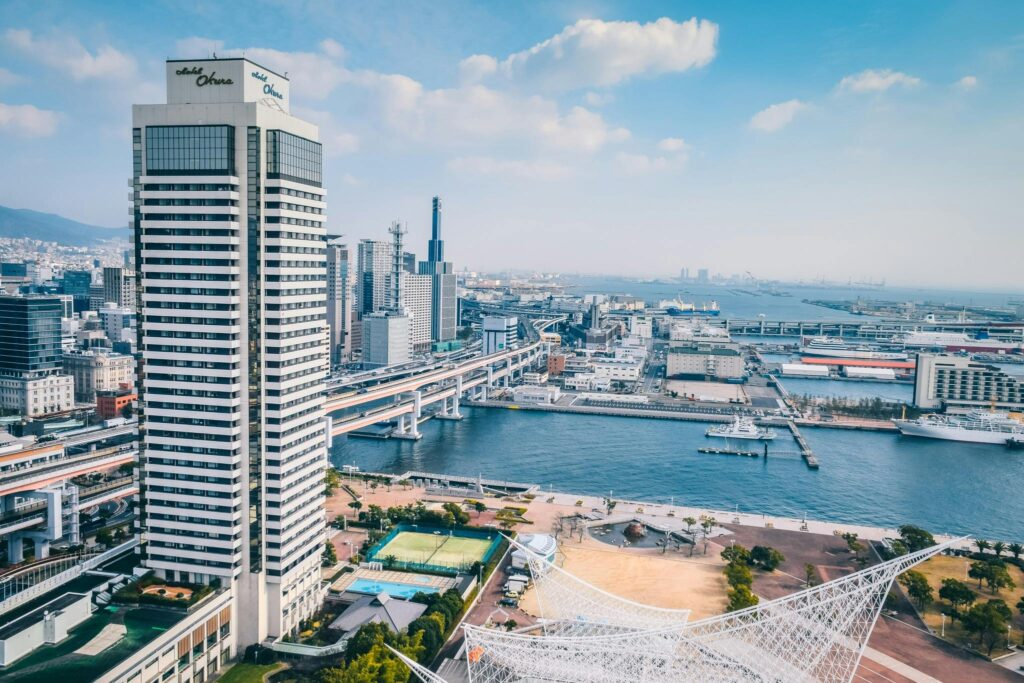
[1008,542,1023,560]
[322,541,338,567]
[724,561,753,589]
[726,584,759,612]
[473,501,487,517]
[984,562,1015,595]
[407,614,444,661]
[804,563,816,587]
[938,578,976,617]
[682,517,697,536]
[503,619,518,631]
[348,500,363,517]
[750,545,785,571]
[962,600,1011,655]
[898,525,936,553]
[969,560,992,589]
[841,532,859,553]
[975,539,991,555]
[1017,595,1024,617]
[720,544,750,566]
[344,622,394,664]
[992,541,1006,558]
[95,527,114,547]
[325,467,342,496]
[899,570,934,610]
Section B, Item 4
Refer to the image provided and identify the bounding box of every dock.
[787,421,819,469]
[697,447,760,458]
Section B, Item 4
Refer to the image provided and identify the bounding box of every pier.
[698,447,760,457]
[787,421,819,469]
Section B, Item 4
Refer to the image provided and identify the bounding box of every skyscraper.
[102,266,137,307]
[132,58,328,645]
[362,222,412,367]
[417,196,457,343]
[356,239,392,316]
[0,295,74,416]
[326,238,356,366]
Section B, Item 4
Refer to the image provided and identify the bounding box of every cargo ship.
[659,298,720,317]
[892,410,1024,446]
[800,336,909,361]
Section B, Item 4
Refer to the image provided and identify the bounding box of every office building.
[913,353,1024,411]
[61,270,92,312]
[326,239,356,365]
[417,196,457,342]
[99,302,137,345]
[403,271,434,352]
[667,343,744,379]
[697,268,710,284]
[133,57,328,646]
[362,223,412,367]
[356,239,392,316]
[102,266,137,307]
[403,251,416,274]
[62,348,135,402]
[0,295,74,416]
[483,315,518,355]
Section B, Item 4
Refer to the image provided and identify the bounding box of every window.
[146,126,235,176]
[267,130,322,187]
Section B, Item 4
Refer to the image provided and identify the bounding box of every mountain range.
[0,205,127,246]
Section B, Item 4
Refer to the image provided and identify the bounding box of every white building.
[667,344,745,379]
[913,353,1024,411]
[356,239,392,316]
[590,358,643,383]
[362,312,411,368]
[512,385,561,404]
[326,239,356,365]
[133,57,328,646]
[0,374,74,416]
[628,315,653,339]
[99,303,136,345]
[102,266,136,307]
[400,271,433,352]
[483,316,518,355]
[62,349,135,402]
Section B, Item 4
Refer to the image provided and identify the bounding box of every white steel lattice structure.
[459,536,962,683]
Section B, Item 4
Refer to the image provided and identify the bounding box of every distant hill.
[0,205,127,246]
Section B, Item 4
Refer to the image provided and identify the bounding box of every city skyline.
[1,1,1023,288]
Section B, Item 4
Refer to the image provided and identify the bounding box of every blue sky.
[1,1,1022,288]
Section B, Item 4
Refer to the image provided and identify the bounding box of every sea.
[331,278,1024,542]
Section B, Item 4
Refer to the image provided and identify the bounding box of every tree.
[841,532,860,553]
[938,578,976,617]
[603,497,616,515]
[325,467,342,496]
[726,584,759,612]
[503,619,518,631]
[804,563,816,587]
[969,560,992,589]
[682,516,697,536]
[962,600,1011,655]
[473,501,487,517]
[1008,543,1023,560]
[984,562,1015,595]
[992,541,1006,558]
[322,541,338,567]
[348,500,363,517]
[407,614,444,661]
[95,527,114,547]
[975,539,991,555]
[1017,595,1024,617]
[750,545,785,572]
[720,544,750,566]
[724,561,753,589]
[898,525,936,552]
[899,570,934,610]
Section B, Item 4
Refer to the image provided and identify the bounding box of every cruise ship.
[892,410,1024,445]
[659,298,721,316]
[895,330,1024,354]
[706,416,776,441]
[800,336,909,361]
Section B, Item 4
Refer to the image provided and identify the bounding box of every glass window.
[145,125,235,176]
[266,130,322,187]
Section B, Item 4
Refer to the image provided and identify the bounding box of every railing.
[267,637,348,657]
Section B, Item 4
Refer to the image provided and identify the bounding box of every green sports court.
[368,526,501,573]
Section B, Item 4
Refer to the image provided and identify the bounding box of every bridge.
[324,317,564,439]
[721,318,1024,340]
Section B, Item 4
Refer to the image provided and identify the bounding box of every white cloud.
[5,28,135,80]
[657,137,687,152]
[340,173,360,186]
[175,36,224,59]
[748,99,807,132]
[0,68,22,86]
[447,156,573,181]
[319,39,346,60]
[837,69,921,93]
[459,54,498,84]
[616,152,674,174]
[464,17,718,91]
[0,102,59,137]
[583,91,614,107]
[954,75,978,90]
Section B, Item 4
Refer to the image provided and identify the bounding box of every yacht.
[892,410,1024,446]
[706,416,776,441]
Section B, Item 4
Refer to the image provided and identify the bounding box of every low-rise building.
[547,353,566,376]
[590,358,643,383]
[562,373,611,391]
[96,386,137,420]
[667,344,745,379]
[63,349,135,403]
[913,353,1024,411]
[0,374,74,417]
[522,370,549,385]
[512,385,561,404]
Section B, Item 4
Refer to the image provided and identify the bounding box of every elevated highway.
[325,317,564,439]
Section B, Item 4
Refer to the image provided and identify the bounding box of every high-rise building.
[697,268,710,284]
[356,239,392,316]
[417,196,457,343]
[362,223,412,367]
[0,295,74,416]
[132,57,328,645]
[402,251,417,274]
[403,271,433,352]
[913,353,1024,411]
[62,270,92,312]
[102,266,137,307]
[483,315,518,355]
[326,239,356,366]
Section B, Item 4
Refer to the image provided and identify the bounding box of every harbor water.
[332,407,1024,542]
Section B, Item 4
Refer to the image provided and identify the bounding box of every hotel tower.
[132,58,328,645]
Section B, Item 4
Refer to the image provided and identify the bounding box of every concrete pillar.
[453,376,462,418]
[8,534,23,563]
[505,358,512,387]
[487,366,494,387]
[409,410,419,438]
[34,538,50,559]
[413,390,422,419]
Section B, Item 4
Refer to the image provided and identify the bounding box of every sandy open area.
[664,380,747,403]
[519,539,729,620]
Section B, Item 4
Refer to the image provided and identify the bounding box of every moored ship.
[706,416,776,441]
[892,409,1024,446]
[800,336,909,361]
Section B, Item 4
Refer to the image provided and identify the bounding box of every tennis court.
[374,530,494,570]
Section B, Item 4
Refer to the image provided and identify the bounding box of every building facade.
[0,295,74,416]
[62,349,135,402]
[356,239,392,317]
[133,57,328,646]
[483,316,518,355]
[102,266,137,307]
[416,196,457,343]
[913,353,1024,411]
[326,239,356,366]
[667,344,745,379]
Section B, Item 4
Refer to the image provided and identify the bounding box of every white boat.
[706,416,776,441]
[800,336,908,361]
[895,330,1024,353]
[892,410,1024,445]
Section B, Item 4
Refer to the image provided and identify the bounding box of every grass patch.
[375,531,493,569]
[218,662,285,683]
